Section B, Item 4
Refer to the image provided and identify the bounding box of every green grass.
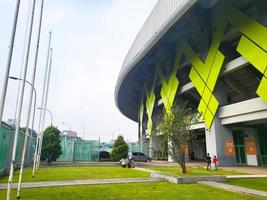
[0,182,264,200]
[0,167,149,183]
[227,178,267,192]
[147,166,247,176]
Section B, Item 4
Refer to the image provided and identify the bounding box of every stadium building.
[115,0,267,166]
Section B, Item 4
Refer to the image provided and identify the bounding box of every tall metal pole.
[38,108,53,126]
[25,0,45,167]
[0,0,21,125]
[37,48,53,169]
[14,0,33,125]
[82,125,85,140]
[16,0,38,197]
[27,88,36,163]
[7,0,36,198]
[32,31,52,177]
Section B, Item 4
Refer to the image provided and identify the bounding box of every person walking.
[206,153,211,171]
[212,155,219,170]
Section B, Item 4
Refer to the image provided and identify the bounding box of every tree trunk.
[180,163,186,173]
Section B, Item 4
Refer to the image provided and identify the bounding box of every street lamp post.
[9,76,37,164]
[81,125,85,140]
[62,121,71,131]
[38,107,53,126]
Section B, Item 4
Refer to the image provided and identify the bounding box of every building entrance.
[258,127,267,166]
[233,130,247,165]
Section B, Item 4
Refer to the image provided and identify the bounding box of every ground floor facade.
[141,97,267,167]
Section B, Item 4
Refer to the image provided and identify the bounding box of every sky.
[0,0,158,142]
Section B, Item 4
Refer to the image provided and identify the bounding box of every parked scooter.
[120,158,135,168]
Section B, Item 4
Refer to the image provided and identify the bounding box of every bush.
[41,126,62,164]
[111,135,128,161]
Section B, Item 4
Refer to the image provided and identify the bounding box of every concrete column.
[149,136,153,158]
[205,80,236,166]
[168,137,174,162]
[205,115,236,166]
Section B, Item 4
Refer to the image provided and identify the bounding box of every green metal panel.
[74,141,83,161]
[0,125,13,172]
[128,143,140,153]
[146,91,156,136]
[141,139,149,157]
[159,49,181,115]
[138,102,144,139]
[180,13,226,128]
[15,131,24,166]
[73,140,100,162]
[90,140,100,162]
[58,140,74,162]
[156,5,267,129]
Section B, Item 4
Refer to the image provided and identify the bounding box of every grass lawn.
[0,167,149,183]
[147,166,247,176]
[227,178,267,192]
[0,182,264,200]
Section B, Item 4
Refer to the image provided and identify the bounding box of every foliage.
[111,135,129,161]
[40,126,62,164]
[158,104,196,173]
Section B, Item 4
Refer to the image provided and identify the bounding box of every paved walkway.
[0,177,163,189]
[221,166,267,175]
[227,175,267,179]
[199,181,267,198]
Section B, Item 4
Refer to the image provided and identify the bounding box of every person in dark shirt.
[206,153,211,171]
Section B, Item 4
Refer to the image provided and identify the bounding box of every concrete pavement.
[199,181,267,198]
[0,177,163,189]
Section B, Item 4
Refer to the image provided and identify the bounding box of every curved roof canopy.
[115,0,199,122]
[116,0,234,121]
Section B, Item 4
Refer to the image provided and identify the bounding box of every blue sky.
[0,0,157,141]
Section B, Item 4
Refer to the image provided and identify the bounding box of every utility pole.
[32,31,52,177]
[37,48,53,169]
[7,0,36,198]
[28,0,46,169]
[0,0,21,125]
[16,0,41,196]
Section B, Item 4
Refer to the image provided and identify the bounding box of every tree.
[111,135,129,161]
[158,104,195,173]
[41,126,62,164]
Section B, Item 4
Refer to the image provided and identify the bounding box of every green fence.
[0,122,36,175]
[58,140,100,162]
[0,124,13,173]
[140,139,149,157]
[57,140,74,162]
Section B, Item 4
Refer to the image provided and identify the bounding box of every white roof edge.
[115,0,198,110]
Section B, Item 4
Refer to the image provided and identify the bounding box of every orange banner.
[224,140,235,156]
[245,138,257,155]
